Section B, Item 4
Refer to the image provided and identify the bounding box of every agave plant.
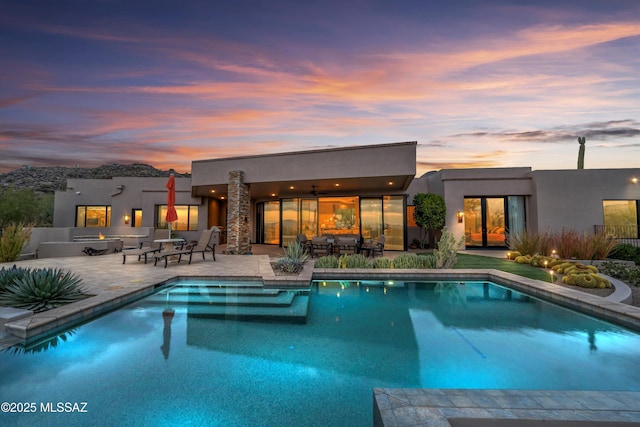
[283,240,310,263]
[8,330,77,355]
[0,268,87,312]
[0,266,32,292]
[273,241,310,274]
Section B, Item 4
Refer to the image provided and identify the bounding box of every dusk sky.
[1,0,639,176]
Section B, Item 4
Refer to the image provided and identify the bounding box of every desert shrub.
[508,230,540,256]
[434,227,465,268]
[274,241,309,274]
[0,223,32,263]
[418,253,437,269]
[372,257,394,269]
[0,188,53,228]
[392,254,422,269]
[589,232,618,260]
[554,229,582,259]
[599,261,640,287]
[574,232,597,260]
[538,231,555,257]
[0,267,87,312]
[609,244,640,264]
[337,254,371,269]
[314,256,338,268]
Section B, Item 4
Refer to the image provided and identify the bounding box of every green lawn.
[454,253,552,282]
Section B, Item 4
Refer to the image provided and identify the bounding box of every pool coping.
[312,269,640,332]
[2,267,640,346]
[3,264,640,427]
[373,389,640,426]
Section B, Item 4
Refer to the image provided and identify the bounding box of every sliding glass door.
[464,197,520,248]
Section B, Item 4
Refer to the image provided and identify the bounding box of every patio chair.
[154,229,216,268]
[122,229,169,264]
[369,235,386,257]
[311,236,331,257]
[335,235,359,255]
[296,234,313,257]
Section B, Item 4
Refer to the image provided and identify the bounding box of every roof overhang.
[191,142,417,199]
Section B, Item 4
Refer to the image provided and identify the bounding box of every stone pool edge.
[4,268,639,347]
[373,389,640,427]
[312,268,640,332]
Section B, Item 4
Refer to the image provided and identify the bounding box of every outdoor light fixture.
[123,214,130,224]
[457,211,464,223]
[632,177,639,184]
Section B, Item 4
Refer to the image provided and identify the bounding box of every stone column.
[226,170,251,254]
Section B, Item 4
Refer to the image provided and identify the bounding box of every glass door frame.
[464,196,509,248]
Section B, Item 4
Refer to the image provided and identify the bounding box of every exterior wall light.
[457,211,464,223]
[124,214,130,224]
[632,177,638,184]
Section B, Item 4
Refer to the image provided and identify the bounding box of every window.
[156,205,198,231]
[406,205,417,227]
[318,197,359,236]
[76,206,111,227]
[262,201,280,244]
[603,200,639,238]
[132,209,142,227]
[383,195,405,250]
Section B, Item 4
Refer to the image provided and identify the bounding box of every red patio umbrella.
[165,174,178,237]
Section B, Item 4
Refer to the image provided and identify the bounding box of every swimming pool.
[1,279,640,426]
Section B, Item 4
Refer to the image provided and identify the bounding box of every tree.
[0,188,54,229]
[413,193,446,248]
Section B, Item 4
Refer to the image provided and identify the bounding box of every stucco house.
[48,141,639,255]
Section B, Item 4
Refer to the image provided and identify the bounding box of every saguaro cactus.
[577,136,586,169]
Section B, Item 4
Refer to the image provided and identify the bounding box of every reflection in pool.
[1,279,639,427]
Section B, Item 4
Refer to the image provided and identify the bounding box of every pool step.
[160,286,281,297]
[148,290,298,307]
[145,285,310,323]
[187,294,309,323]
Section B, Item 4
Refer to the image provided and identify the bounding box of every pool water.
[1,279,640,427]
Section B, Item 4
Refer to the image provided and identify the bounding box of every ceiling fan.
[310,185,327,196]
